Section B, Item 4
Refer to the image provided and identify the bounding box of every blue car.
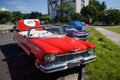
[68,21,87,30]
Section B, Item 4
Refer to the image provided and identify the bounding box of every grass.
[0,29,10,32]
[86,27,120,80]
[104,27,120,34]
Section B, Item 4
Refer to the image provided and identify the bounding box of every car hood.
[29,36,95,54]
[71,30,88,34]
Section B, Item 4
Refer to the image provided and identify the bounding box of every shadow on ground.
[0,43,85,80]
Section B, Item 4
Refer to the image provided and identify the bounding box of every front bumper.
[39,54,96,73]
[74,35,89,40]
[74,33,89,40]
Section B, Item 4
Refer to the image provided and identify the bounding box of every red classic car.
[13,19,96,73]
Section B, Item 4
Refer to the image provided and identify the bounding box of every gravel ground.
[95,27,120,46]
[0,32,86,80]
[0,25,14,30]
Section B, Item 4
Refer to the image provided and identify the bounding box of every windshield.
[28,27,64,38]
[63,25,74,29]
[62,25,76,31]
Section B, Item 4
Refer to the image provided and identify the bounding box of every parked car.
[61,25,89,40]
[68,21,87,30]
[46,25,89,40]
[13,19,96,73]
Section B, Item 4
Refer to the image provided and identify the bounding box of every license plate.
[68,61,80,68]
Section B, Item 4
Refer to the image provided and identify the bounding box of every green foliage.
[83,0,120,25]
[55,2,74,22]
[71,13,85,21]
[55,15,71,23]
[30,12,42,19]
[87,27,120,80]
[23,11,42,19]
[39,14,51,24]
[105,9,120,25]
[63,15,71,22]
[100,2,106,11]
[97,10,106,22]
[90,0,106,11]
[39,14,50,21]
[0,11,51,24]
[0,29,10,32]
[12,11,23,23]
[82,0,107,24]
[57,2,75,16]
[23,13,30,19]
[0,11,13,24]
[81,5,98,23]
[104,27,120,34]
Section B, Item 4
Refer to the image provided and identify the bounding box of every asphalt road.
[0,32,85,80]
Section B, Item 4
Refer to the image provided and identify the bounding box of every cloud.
[0,7,9,11]
[16,5,30,13]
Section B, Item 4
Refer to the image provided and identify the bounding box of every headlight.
[88,48,94,54]
[44,54,56,62]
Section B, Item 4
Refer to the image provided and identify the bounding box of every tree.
[23,13,31,19]
[55,2,75,22]
[100,2,106,11]
[97,10,105,22]
[97,2,106,23]
[23,12,42,19]
[81,5,98,23]
[29,11,42,19]
[71,13,86,22]
[89,0,102,11]
[0,11,13,24]
[12,11,23,23]
[105,9,120,25]
[81,0,107,24]
[39,14,51,24]
[63,15,71,22]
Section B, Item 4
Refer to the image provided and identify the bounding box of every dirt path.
[95,27,120,46]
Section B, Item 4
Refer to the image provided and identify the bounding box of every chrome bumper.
[39,55,96,73]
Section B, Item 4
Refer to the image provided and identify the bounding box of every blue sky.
[0,0,48,14]
[0,0,120,14]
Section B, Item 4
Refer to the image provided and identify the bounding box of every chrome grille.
[43,50,90,66]
[56,50,89,62]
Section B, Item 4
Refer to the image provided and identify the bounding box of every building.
[48,0,89,19]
